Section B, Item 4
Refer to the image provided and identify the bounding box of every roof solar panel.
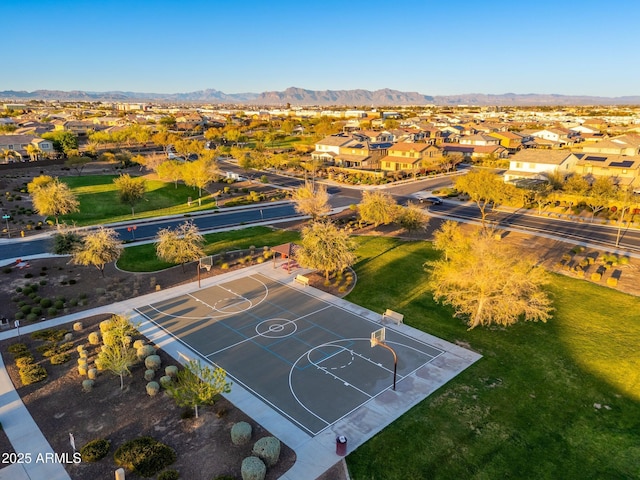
[609,160,634,168]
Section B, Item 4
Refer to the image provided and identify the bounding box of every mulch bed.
[0,314,296,480]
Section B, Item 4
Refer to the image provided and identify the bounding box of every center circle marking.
[256,318,297,338]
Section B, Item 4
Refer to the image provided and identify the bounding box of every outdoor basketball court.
[135,272,446,436]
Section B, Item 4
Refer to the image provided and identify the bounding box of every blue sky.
[2,0,638,97]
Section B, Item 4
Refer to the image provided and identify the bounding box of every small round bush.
[88,368,98,380]
[78,365,88,376]
[144,369,155,381]
[146,381,160,396]
[40,298,52,308]
[241,456,266,480]
[77,345,86,353]
[158,469,180,480]
[31,306,42,316]
[80,438,110,462]
[8,343,30,356]
[69,298,78,307]
[82,379,95,392]
[26,312,38,322]
[133,339,146,349]
[252,436,281,467]
[64,332,73,342]
[114,436,176,477]
[165,365,178,377]
[145,354,161,371]
[88,331,101,345]
[159,375,172,388]
[231,422,252,446]
[73,321,83,331]
[47,307,58,316]
[20,305,32,315]
[99,319,113,333]
[14,311,25,320]
[137,344,155,361]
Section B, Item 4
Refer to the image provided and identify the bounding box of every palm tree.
[26,144,42,162]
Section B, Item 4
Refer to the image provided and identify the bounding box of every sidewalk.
[0,352,72,480]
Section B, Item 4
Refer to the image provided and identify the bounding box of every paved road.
[430,201,640,254]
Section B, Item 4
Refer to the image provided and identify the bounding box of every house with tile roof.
[0,134,54,162]
[575,153,640,189]
[580,134,640,156]
[379,142,440,173]
[504,149,579,182]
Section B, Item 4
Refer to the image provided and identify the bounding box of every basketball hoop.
[199,256,213,272]
[370,327,398,391]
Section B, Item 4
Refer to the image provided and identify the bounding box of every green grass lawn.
[344,237,640,480]
[117,226,300,272]
[57,175,217,226]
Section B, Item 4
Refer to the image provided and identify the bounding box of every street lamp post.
[2,214,10,238]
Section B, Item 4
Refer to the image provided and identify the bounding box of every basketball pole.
[197,262,201,288]
[375,341,397,391]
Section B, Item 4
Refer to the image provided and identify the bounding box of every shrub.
[16,356,35,369]
[47,307,58,316]
[19,363,47,385]
[114,436,176,477]
[88,331,101,345]
[14,312,24,320]
[221,262,230,270]
[133,339,146,349]
[69,298,78,307]
[8,343,29,356]
[252,436,281,467]
[20,305,32,315]
[73,322,83,331]
[40,298,52,308]
[145,354,162,371]
[146,381,160,396]
[78,365,88,376]
[158,470,180,480]
[590,272,602,282]
[159,375,172,388]
[144,369,155,381]
[231,422,252,446]
[165,365,178,378]
[2,267,11,274]
[607,277,618,287]
[99,319,114,332]
[241,456,266,480]
[82,379,95,392]
[31,306,42,316]
[80,438,110,462]
[88,368,98,380]
[137,345,155,361]
[50,353,71,365]
[26,312,38,322]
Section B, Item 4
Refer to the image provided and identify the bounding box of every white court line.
[144,303,212,321]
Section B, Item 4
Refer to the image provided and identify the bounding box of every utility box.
[336,435,347,456]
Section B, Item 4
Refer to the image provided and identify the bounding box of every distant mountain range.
[1,87,639,106]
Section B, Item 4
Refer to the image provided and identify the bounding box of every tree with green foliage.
[427,223,553,330]
[397,202,430,236]
[42,130,78,155]
[165,360,232,418]
[585,177,616,221]
[455,169,514,227]
[25,144,42,161]
[30,177,79,225]
[96,343,138,390]
[113,174,146,217]
[64,155,91,175]
[297,220,356,281]
[51,228,84,254]
[358,190,399,227]
[563,174,590,196]
[156,160,184,188]
[183,157,218,197]
[291,182,331,220]
[72,226,122,277]
[155,221,205,272]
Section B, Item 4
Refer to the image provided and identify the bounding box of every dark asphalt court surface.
[136,273,443,436]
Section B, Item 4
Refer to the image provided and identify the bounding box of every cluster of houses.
[2,101,640,190]
[312,117,640,189]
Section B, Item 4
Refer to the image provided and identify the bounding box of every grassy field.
[58,175,217,226]
[344,237,640,480]
[117,226,300,272]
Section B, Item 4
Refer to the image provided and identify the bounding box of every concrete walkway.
[0,353,71,480]
[0,261,480,479]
